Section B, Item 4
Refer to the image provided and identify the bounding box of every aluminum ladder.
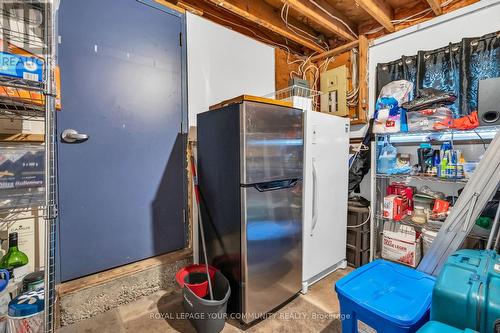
[418,130,500,276]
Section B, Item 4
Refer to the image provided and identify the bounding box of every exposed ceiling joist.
[310,40,359,62]
[356,0,395,32]
[426,0,443,15]
[307,0,357,34]
[205,0,326,53]
[281,0,356,41]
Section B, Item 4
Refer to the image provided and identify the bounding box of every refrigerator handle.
[310,158,319,236]
[253,179,299,192]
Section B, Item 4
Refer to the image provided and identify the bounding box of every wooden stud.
[204,0,326,53]
[281,0,356,41]
[311,40,359,62]
[356,0,395,32]
[154,0,186,13]
[426,0,443,15]
[357,35,369,124]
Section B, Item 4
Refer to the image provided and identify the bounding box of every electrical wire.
[281,4,327,52]
[473,129,488,151]
[308,0,358,39]
[202,9,306,63]
[365,0,457,35]
[347,207,371,228]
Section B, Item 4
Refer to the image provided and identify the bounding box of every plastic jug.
[377,142,397,174]
[0,269,10,333]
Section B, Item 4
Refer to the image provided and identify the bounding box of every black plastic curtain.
[376,31,500,117]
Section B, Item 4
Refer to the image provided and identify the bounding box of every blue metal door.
[57,0,187,281]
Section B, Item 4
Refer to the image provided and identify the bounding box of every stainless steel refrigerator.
[197,98,303,323]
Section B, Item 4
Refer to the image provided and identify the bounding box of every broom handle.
[190,155,214,300]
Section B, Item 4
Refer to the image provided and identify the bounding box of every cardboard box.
[0,147,44,189]
[0,66,62,111]
[0,52,43,82]
[0,43,62,111]
[382,223,422,267]
[383,194,408,221]
[387,183,415,212]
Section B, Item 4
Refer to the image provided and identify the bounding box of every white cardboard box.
[382,223,422,267]
[0,210,45,273]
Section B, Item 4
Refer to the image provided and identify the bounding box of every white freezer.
[302,110,350,293]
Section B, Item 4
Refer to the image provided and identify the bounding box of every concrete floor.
[58,267,353,333]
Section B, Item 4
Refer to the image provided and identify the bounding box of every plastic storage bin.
[431,249,500,333]
[335,260,435,333]
[417,321,478,333]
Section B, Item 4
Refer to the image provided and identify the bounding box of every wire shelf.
[0,188,44,215]
[264,85,323,112]
[375,213,490,240]
[376,173,468,184]
[0,75,45,91]
[376,125,500,143]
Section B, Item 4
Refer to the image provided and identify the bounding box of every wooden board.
[357,35,368,124]
[58,248,192,295]
[275,48,316,91]
[209,94,293,111]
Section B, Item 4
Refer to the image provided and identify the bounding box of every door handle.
[310,158,319,236]
[253,179,299,192]
[61,129,89,144]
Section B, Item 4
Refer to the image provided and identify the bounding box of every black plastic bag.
[349,120,373,195]
[402,88,456,111]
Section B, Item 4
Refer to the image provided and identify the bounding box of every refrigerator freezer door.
[240,101,304,185]
[241,181,303,322]
[303,112,349,286]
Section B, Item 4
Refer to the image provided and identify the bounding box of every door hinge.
[179,32,183,47]
[183,209,187,224]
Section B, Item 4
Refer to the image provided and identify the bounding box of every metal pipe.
[486,200,500,250]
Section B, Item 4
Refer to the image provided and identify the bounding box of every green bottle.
[0,233,29,279]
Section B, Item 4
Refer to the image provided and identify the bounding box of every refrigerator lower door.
[241,181,303,323]
[302,112,349,290]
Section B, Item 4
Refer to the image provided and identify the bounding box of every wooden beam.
[357,35,368,123]
[281,0,356,41]
[205,0,325,53]
[154,0,185,13]
[356,0,395,32]
[308,0,357,34]
[426,0,443,15]
[311,40,359,62]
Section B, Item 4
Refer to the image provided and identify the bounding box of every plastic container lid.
[0,269,9,292]
[23,270,44,285]
[8,288,44,317]
[335,260,435,326]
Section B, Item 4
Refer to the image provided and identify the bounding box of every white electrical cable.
[365,0,458,35]
[347,207,371,228]
[281,4,327,52]
[308,0,359,39]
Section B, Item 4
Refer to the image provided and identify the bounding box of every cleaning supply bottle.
[432,150,440,176]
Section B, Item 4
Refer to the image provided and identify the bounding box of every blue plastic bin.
[431,250,500,333]
[335,260,436,333]
[417,321,478,333]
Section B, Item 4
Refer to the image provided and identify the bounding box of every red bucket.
[176,264,218,298]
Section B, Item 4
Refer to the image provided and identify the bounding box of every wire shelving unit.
[370,126,500,262]
[0,1,57,331]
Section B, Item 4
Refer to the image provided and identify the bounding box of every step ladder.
[418,130,500,276]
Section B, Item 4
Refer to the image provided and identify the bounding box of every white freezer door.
[303,111,349,283]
